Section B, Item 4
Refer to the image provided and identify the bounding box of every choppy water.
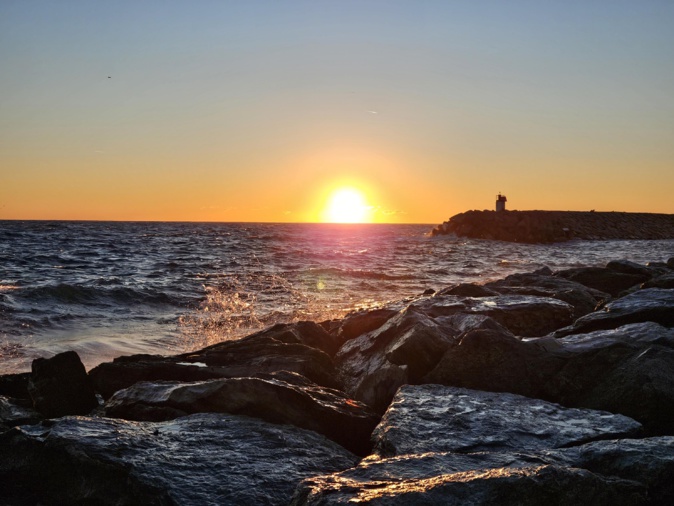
[1,221,672,373]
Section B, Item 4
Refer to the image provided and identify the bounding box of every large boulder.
[414,294,575,337]
[554,266,649,297]
[90,333,338,399]
[371,385,641,457]
[244,320,342,356]
[27,351,98,418]
[554,288,674,336]
[293,436,674,505]
[335,307,459,413]
[0,413,358,505]
[427,323,674,434]
[485,271,609,319]
[423,329,566,400]
[105,372,379,455]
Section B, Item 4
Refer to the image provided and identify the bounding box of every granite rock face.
[0,413,358,505]
[370,385,641,457]
[553,288,674,336]
[90,331,339,399]
[105,372,379,455]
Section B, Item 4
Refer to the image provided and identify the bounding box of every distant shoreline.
[431,210,674,243]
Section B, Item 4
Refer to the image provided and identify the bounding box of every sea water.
[1,220,672,373]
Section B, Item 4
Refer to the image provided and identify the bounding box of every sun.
[323,188,372,223]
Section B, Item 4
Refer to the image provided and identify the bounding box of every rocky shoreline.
[431,210,674,243]
[2,257,674,504]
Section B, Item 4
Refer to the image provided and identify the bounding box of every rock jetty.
[431,210,674,243]
[2,257,674,504]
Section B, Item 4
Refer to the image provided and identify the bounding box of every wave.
[304,267,418,281]
[11,283,182,307]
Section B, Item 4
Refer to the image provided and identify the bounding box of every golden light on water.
[322,187,373,223]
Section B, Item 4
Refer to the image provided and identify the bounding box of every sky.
[1,0,673,223]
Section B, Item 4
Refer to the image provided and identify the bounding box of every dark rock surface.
[292,463,645,505]
[0,396,41,430]
[555,266,649,297]
[0,413,358,505]
[27,350,98,418]
[105,372,379,455]
[90,332,339,399]
[431,210,674,243]
[294,437,674,505]
[414,294,574,337]
[370,385,641,457]
[428,322,674,434]
[554,288,674,336]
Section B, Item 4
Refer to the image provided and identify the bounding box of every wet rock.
[415,294,574,337]
[428,322,674,434]
[424,329,565,399]
[555,266,648,297]
[0,396,41,430]
[554,288,674,336]
[294,437,674,505]
[435,283,500,297]
[546,323,674,434]
[553,436,674,505]
[105,372,379,455]
[292,463,645,505]
[485,271,609,319]
[335,308,457,413]
[245,320,341,356]
[371,385,641,457]
[90,334,338,399]
[335,308,398,341]
[0,413,358,505]
[642,273,674,289]
[28,351,98,418]
[0,372,31,400]
[606,259,659,278]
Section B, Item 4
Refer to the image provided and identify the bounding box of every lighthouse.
[496,193,507,212]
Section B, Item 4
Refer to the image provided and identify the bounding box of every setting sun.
[323,188,372,223]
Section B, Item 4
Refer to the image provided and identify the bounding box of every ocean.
[1,220,673,374]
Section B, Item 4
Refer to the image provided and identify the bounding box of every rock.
[668,257,674,269]
[371,385,641,457]
[642,273,674,289]
[245,320,341,356]
[335,308,398,341]
[294,437,674,505]
[485,271,609,319]
[416,294,575,337]
[554,288,674,336]
[552,436,674,505]
[0,396,42,430]
[0,413,358,505]
[423,329,565,400]
[28,351,98,418]
[546,323,674,434]
[0,372,31,400]
[428,322,674,434]
[435,283,500,297]
[90,333,339,399]
[292,464,645,505]
[335,307,458,413]
[555,266,648,297]
[606,259,658,278]
[105,372,379,455]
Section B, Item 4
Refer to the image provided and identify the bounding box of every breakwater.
[431,210,674,243]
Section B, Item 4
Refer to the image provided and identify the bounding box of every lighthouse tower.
[496,193,507,212]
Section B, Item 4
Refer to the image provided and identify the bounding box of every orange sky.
[2,1,673,223]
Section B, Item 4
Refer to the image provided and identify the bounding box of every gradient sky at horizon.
[2,0,673,223]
